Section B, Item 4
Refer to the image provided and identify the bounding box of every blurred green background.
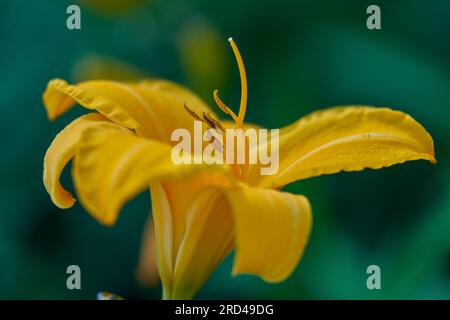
[0,0,449,299]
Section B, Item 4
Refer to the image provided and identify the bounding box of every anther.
[184,103,202,121]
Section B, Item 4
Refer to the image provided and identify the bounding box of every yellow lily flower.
[42,38,436,299]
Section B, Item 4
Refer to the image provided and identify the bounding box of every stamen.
[185,103,225,133]
[184,103,202,121]
[213,90,238,123]
[228,37,248,128]
[202,112,217,129]
[204,112,226,132]
[203,113,224,153]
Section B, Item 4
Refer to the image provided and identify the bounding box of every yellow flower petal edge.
[43,113,126,209]
[134,80,217,140]
[72,127,231,226]
[226,187,312,283]
[150,182,175,300]
[43,78,213,141]
[253,106,436,188]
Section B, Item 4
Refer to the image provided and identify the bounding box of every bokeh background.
[0,0,449,299]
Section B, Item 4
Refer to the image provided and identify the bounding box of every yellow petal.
[43,78,213,142]
[43,113,123,208]
[166,185,311,299]
[133,80,215,140]
[149,182,174,298]
[226,187,312,283]
[149,172,234,299]
[253,106,436,188]
[72,127,229,226]
[170,187,234,299]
